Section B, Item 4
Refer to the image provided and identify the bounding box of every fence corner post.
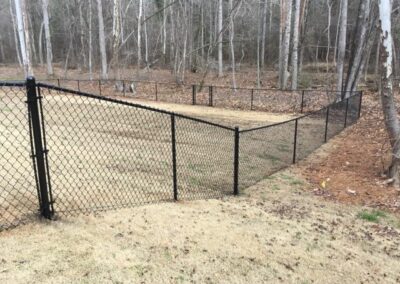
[358,91,363,118]
[293,119,298,164]
[324,106,330,143]
[344,97,349,128]
[209,86,213,107]
[233,127,240,196]
[251,89,254,110]
[171,114,178,201]
[300,90,305,113]
[192,85,196,105]
[26,77,53,220]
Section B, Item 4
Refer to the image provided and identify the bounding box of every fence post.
[155,83,158,101]
[209,86,213,107]
[233,127,240,196]
[344,97,349,128]
[98,80,102,96]
[324,106,330,143]
[358,91,363,118]
[171,114,178,201]
[251,89,254,110]
[57,78,60,88]
[77,80,80,92]
[293,119,298,164]
[192,85,196,105]
[300,90,305,113]
[26,77,53,219]
[122,80,126,97]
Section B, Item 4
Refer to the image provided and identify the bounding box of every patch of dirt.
[299,91,400,212]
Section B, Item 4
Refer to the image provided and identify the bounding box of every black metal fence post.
[324,106,330,142]
[233,127,240,196]
[358,91,363,118]
[26,77,53,219]
[122,80,126,96]
[155,83,158,101]
[209,86,213,107]
[77,80,80,92]
[344,97,349,128]
[98,80,102,96]
[293,119,298,164]
[171,114,178,201]
[251,89,254,110]
[192,85,196,105]
[300,91,305,113]
[57,78,60,87]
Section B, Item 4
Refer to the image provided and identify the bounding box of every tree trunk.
[9,0,22,67]
[14,0,33,76]
[279,0,292,90]
[291,0,301,90]
[137,0,143,72]
[336,0,347,93]
[97,0,107,79]
[88,0,93,79]
[378,0,400,187]
[326,0,332,73]
[229,0,237,90]
[42,0,53,75]
[261,0,268,69]
[218,0,223,77]
[112,0,121,78]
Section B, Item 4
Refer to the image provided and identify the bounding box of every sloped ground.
[300,91,400,212]
[0,167,399,283]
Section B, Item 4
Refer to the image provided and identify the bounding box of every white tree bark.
[218,0,223,77]
[112,0,121,78]
[279,0,292,89]
[378,0,400,186]
[229,0,237,90]
[97,0,107,79]
[137,0,143,71]
[88,0,93,79]
[261,0,268,69]
[336,0,347,93]
[291,0,301,90]
[9,0,22,66]
[326,0,332,73]
[14,0,33,76]
[41,0,53,75]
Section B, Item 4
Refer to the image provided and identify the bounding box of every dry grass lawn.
[1,166,399,284]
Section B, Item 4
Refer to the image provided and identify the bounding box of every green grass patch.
[357,210,387,223]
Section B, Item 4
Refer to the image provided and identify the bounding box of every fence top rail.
[239,92,361,134]
[0,81,26,87]
[37,82,236,132]
[39,78,359,95]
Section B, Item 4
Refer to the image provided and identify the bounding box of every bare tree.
[111,0,121,78]
[137,0,143,71]
[279,0,292,90]
[336,0,347,93]
[378,0,400,186]
[88,0,93,79]
[14,0,33,76]
[96,0,107,79]
[218,0,223,77]
[41,0,53,75]
[291,0,301,90]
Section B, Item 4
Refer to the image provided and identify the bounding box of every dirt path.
[1,168,399,283]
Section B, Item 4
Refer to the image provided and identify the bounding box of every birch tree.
[137,0,143,71]
[279,0,292,90]
[96,0,107,79]
[336,0,347,93]
[378,0,400,186]
[41,0,53,75]
[291,0,301,90]
[218,0,223,77]
[14,0,33,76]
[111,0,121,78]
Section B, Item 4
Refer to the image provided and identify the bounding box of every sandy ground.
[121,98,295,129]
[0,166,399,284]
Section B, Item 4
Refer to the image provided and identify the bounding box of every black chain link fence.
[42,78,350,113]
[0,78,362,231]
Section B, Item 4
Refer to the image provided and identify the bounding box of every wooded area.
[1,0,399,90]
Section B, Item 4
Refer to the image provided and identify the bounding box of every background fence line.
[0,78,362,230]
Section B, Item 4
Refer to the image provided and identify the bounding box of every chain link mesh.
[0,84,39,229]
